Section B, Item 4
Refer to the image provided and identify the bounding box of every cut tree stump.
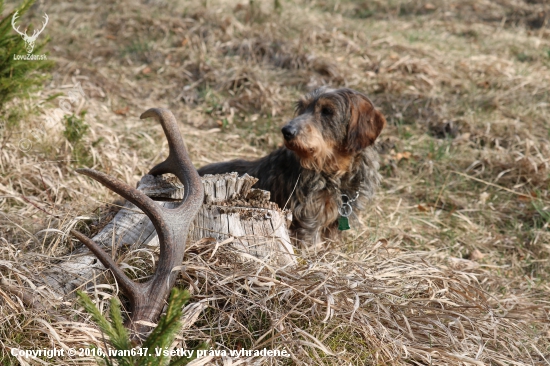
[44,173,296,296]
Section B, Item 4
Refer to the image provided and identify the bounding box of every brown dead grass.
[1,0,550,364]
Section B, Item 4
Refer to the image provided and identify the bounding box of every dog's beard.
[285,138,352,176]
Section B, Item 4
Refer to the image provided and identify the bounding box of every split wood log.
[43,173,296,296]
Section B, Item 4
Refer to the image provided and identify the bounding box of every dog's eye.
[321,107,333,116]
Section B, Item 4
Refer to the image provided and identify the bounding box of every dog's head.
[281,87,386,175]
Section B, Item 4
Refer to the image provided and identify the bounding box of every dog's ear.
[346,94,386,153]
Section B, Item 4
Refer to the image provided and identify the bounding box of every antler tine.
[75,168,166,231]
[140,108,203,210]
[70,229,140,299]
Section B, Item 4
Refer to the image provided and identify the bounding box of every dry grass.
[1,0,550,364]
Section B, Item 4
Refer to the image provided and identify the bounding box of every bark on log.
[43,173,295,296]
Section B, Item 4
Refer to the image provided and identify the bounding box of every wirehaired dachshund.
[198,87,386,245]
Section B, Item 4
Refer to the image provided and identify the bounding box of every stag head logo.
[11,11,48,54]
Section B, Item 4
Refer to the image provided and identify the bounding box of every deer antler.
[30,13,48,39]
[71,109,204,339]
[11,11,26,37]
[10,11,48,39]
[11,11,48,53]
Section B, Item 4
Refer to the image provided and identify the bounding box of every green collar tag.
[338,215,350,231]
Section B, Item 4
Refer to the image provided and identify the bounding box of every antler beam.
[32,14,48,38]
[11,11,25,37]
[71,109,204,339]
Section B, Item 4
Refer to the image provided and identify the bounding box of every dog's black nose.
[281,125,297,141]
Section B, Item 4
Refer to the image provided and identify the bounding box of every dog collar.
[338,192,359,231]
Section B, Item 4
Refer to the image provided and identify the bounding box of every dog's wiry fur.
[198,87,386,245]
